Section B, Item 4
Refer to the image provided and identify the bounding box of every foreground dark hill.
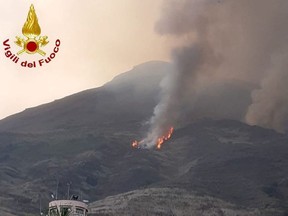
[2,119,288,216]
[88,119,288,216]
[0,61,284,215]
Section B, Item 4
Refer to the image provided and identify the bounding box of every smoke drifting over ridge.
[141,0,288,147]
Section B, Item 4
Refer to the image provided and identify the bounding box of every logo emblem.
[3,4,61,68]
[15,4,49,56]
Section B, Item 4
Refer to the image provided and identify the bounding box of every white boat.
[48,199,88,216]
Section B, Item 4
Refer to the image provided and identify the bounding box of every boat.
[47,196,88,216]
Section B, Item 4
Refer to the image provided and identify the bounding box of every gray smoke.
[246,53,288,132]
[140,0,288,147]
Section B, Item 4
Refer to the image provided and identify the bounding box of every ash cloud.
[143,0,288,146]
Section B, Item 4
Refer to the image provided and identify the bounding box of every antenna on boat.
[67,182,71,200]
[55,177,59,200]
[39,194,42,215]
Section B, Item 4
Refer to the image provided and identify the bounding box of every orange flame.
[132,140,139,148]
[156,127,174,149]
[131,127,174,149]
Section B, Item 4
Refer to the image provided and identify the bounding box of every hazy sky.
[0,0,170,119]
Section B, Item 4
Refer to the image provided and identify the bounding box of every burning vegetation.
[131,127,174,150]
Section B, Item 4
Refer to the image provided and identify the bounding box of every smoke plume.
[141,0,288,147]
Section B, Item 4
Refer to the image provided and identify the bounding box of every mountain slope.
[0,61,254,133]
[0,61,170,133]
[89,188,261,216]
[2,119,288,216]
[0,61,284,215]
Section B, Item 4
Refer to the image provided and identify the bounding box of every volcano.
[0,61,287,216]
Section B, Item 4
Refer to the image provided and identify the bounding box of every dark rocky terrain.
[0,61,287,215]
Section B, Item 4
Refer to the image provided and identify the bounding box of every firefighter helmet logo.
[15,4,49,56]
